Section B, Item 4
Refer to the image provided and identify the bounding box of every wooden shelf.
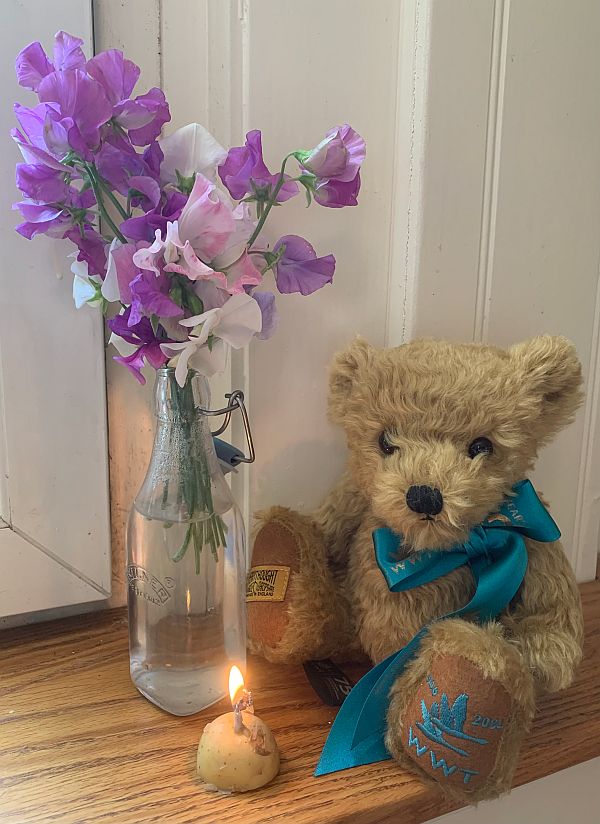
[1,581,599,824]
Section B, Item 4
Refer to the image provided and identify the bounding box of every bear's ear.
[509,335,583,437]
[328,337,375,423]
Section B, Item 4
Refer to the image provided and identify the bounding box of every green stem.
[87,163,129,222]
[247,152,295,247]
[82,162,127,242]
[101,181,129,221]
[164,373,229,567]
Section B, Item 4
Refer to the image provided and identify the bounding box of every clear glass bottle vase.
[126,367,247,716]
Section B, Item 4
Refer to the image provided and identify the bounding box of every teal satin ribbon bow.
[314,479,560,776]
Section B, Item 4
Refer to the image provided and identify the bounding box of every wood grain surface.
[1,582,599,824]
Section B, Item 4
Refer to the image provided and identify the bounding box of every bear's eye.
[468,437,494,459]
[378,431,398,456]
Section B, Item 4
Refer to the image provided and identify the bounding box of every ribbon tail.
[454,533,529,622]
[315,630,427,776]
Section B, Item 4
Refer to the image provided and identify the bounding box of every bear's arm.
[312,470,368,570]
[502,538,584,693]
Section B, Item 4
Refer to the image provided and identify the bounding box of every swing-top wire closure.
[201,390,255,464]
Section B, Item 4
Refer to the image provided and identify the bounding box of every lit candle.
[197,666,280,792]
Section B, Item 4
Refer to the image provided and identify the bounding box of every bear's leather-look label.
[303,659,354,706]
[246,565,290,602]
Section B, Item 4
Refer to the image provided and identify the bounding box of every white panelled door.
[0,1,111,618]
[404,0,600,582]
[200,0,600,583]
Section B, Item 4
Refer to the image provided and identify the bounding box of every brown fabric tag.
[247,519,301,648]
[246,565,291,602]
[402,656,512,791]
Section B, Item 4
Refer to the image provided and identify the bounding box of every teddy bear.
[246,335,584,804]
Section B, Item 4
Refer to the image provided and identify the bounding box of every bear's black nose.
[406,485,443,516]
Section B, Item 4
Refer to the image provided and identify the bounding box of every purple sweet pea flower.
[252,291,278,340]
[95,140,160,209]
[15,41,54,91]
[64,225,107,277]
[13,101,83,164]
[16,32,86,91]
[13,178,97,240]
[42,108,76,157]
[14,201,69,239]
[87,50,169,146]
[219,130,298,202]
[313,171,361,208]
[38,68,113,151]
[16,163,69,203]
[13,102,50,148]
[273,235,335,296]
[142,141,164,179]
[12,126,58,170]
[301,125,365,183]
[104,240,149,304]
[12,103,72,170]
[120,189,187,242]
[52,31,87,72]
[108,308,170,384]
[86,49,140,105]
[128,270,183,326]
[96,139,147,187]
[126,88,170,147]
[127,175,161,211]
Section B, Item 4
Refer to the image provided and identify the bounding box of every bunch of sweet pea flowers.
[12,31,366,390]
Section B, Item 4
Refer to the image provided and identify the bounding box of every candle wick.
[233,704,245,734]
[232,688,253,734]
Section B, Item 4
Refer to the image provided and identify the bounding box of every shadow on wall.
[250,435,347,519]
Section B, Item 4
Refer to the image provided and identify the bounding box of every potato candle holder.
[197,666,280,793]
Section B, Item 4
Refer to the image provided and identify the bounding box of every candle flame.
[229,665,244,705]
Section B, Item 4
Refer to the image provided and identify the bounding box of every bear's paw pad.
[400,655,512,792]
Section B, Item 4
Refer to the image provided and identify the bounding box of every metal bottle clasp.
[201,390,255,464]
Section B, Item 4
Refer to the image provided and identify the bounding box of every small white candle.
[197,666,280,793]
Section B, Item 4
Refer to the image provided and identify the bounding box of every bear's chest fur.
[346,516,476,663]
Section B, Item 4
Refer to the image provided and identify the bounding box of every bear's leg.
[385,618,535,803]
[247,507,357,664]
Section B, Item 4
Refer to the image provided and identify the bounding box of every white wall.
[411,0,600,582]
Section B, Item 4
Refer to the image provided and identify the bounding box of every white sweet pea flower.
[159,123,227,186]
[162,220,184,265]
[161,292,262,386]
[70,255,102,309]
[108,332,136,358]
[101,238,122,302]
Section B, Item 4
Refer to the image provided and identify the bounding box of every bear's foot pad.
[401,655,512,793]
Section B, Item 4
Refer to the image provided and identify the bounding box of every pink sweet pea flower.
[301,125,365,183]
[177,173,235,261]
[133,223,227,288]
[222,250,262,294]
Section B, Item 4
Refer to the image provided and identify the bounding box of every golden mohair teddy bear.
[247,335,584,804]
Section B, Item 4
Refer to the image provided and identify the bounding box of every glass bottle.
[126,367,246,716]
